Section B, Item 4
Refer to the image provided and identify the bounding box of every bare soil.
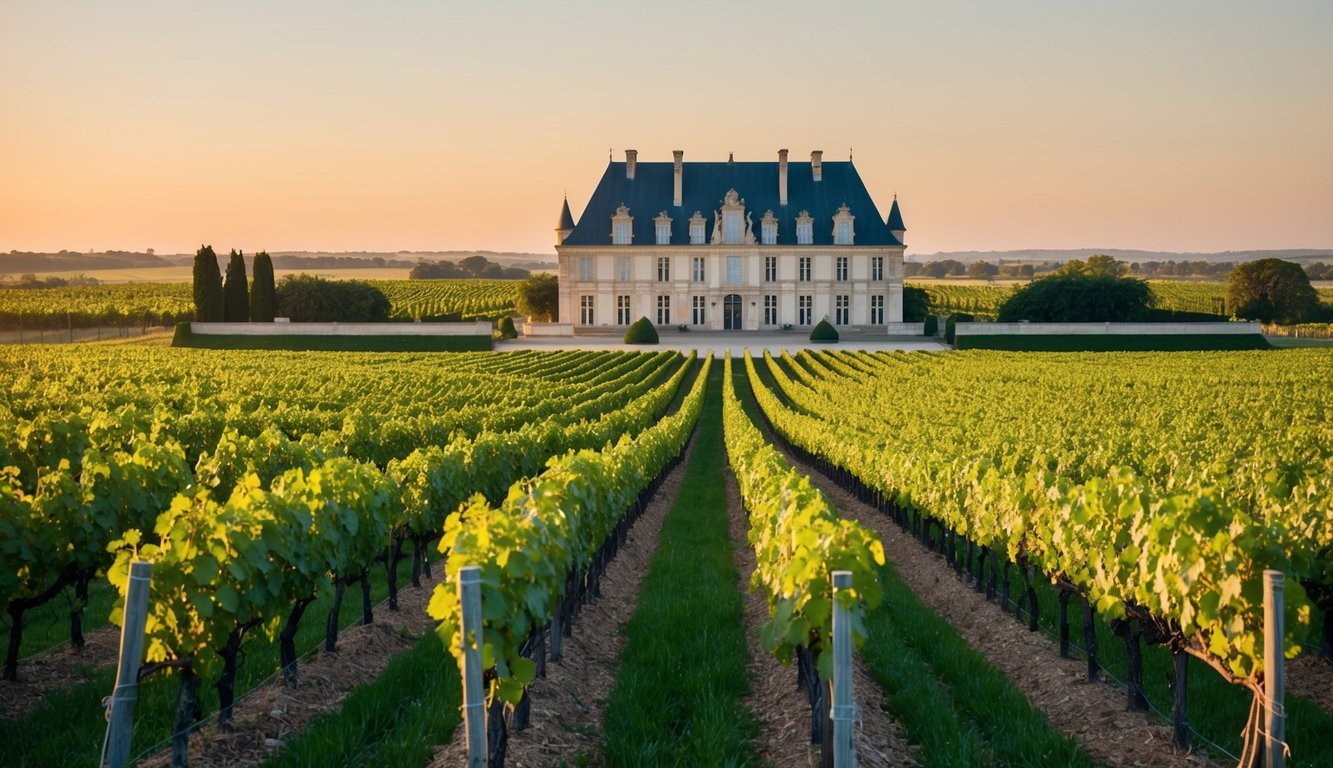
[139,569,442,768]
[1,622,122,721]
[1287,654,1333,714]
[789,457,1222,768]
[724,467,917,768]
[430,436,696,768]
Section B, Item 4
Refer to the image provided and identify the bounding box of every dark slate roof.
[562,161,903,247]
[556,198,575,231]
[886,196,906,231]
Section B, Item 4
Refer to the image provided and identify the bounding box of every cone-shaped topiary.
[250,251,276,322]
[497,316,518,339]
[223,249,250,322]
[623,316,659,344]
[809,318,839,343]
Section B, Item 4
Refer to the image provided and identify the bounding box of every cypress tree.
[223,249,250,322]
[250,251,276,322]
[192,244,224,322]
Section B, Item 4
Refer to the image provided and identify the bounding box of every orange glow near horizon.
[2,2,1331,257]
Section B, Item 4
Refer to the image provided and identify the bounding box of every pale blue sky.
[3,1,1330,254]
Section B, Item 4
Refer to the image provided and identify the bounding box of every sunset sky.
[3,1,1331,256]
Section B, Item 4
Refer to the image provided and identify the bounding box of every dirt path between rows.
[430,434,698,768]
[780,453,1222,768]
[724,468,917,768]
[140,568,443,768]
[1,622,121,721]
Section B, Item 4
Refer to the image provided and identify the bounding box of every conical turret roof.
[886,195,906,231]
[556,197,576,231]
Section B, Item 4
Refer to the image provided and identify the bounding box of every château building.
[555,149,906,330]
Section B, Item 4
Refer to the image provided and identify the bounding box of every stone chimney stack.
[811,150,823,182]
[673,150,683,206]
[625,149,638,180]
[778,149,789,205]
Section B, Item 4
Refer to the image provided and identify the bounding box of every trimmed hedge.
[624,317,659,344]
[172,323,492,352]
[944,313,974,345]
[496,316,518,339]
[954,333,1270,352]
[923,315,939,337]
[809,319,839,343]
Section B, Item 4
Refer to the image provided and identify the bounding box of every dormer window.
[654,211,673,245]
[716,188,755,245]
[796,210,814,245]
[611,203,633,245]
[760,211,778,245]
[832,204,855,245]
[689,212,707,245]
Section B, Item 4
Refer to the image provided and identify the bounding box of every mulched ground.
[724,468,917,768]
[431,436,697,768]
[138,569,442,768]
[1,621,122,721]
[793,462,1223,768]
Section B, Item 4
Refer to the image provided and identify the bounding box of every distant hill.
[164,251,557,271]
[1,250,172,274]
[908,248,1333,265]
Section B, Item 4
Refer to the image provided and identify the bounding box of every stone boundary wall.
[189,321,493,336]
[955,321,1262,337]
[522,322,575,336]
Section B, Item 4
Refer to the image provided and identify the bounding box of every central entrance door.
[723,294,743,330]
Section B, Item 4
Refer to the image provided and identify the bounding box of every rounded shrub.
[497,316,518,339]
[809,319,839,343]
[623,316,659,344]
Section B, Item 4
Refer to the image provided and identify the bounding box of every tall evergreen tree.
[250,251,276,322]
[223,249,250,322]
[192,244,224,322]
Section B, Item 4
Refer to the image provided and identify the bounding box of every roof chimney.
[625,149,637,180]
[778,149,789,205]
[673,150,683,206]
[811,150,823,182]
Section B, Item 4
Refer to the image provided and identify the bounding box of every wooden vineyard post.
[1263,570,1286,768]
[104,562,152,768]
[459,566,486,768]
[831,571,856,768]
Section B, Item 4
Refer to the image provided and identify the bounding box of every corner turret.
[886,195,906,245]
[556,197,576,246]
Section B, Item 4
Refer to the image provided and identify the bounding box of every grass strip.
[600,363,761,767]
[260,631,460,768]
[0,562,411,766]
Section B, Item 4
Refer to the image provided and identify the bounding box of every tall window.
[796,210,814,245]
[617,295,631,325]
[692,296,706,325]
[654,212,672,245]
[870,294,884,325]
[657,256,670,282]
[611,204,633,245]
[763,295,778,325]
[761,211,778,245]
[656,295,671,325]
[616,256,631,282]
[693,257,705,282]
[799,256,811,282]
[835,295,849,325]
[764,256,777,282]
[580,295,595,325]
[871,256,884,281]
[798,295,812,325]
[689,212,706,245]
[578,257,594,281]
[726,255,742,284]
[836,256,848,281]
[832,204,855,245]
[725,211,743,244]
